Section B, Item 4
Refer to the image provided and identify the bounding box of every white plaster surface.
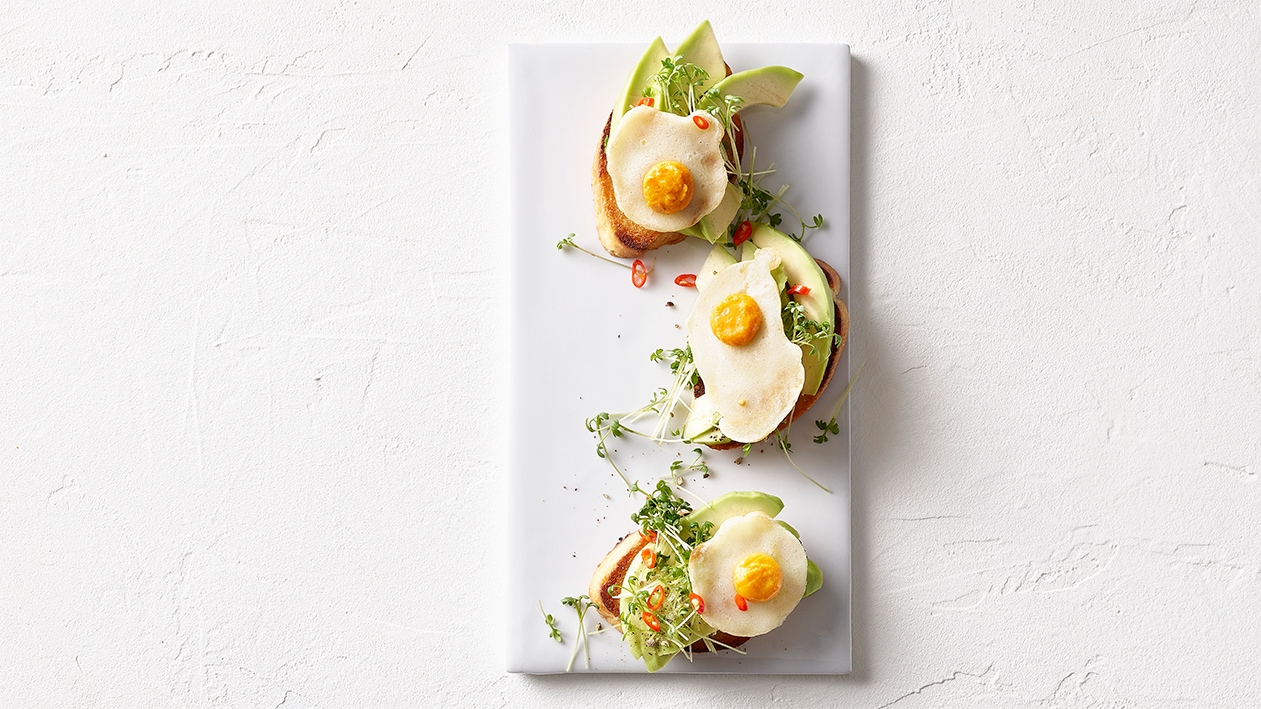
[2,1,1259,706]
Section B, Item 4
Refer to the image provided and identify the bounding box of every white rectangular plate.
[507,42,851,674]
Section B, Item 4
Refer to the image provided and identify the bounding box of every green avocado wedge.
[749,224,834,396]
[612,37,668,130]
[710,65,804,110]
[695,242,738,294]
[674,20,726,92]
[688,490,785,530]
[680,182,740,244]
[804,559,823,598]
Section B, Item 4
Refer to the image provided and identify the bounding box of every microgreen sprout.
[646,346,698,442]
[730,148,827,243]
[782,301,838,356]
[813,419,840,445]
[775,421,832,493]
[649,57,710,116]
[561,595,599,671]
[610,481,725,667]
[557,233,633,270]
[814,361,865,444]
[539,601,562,643]
[668,448,709,485]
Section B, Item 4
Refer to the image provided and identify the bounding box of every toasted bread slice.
[592,114,687,259]
[589,530,750,653]
[592,68,746,259]
[699,257,849,451]
[588,531,651,630]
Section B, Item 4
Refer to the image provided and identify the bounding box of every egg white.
[686,248,805,443]
[687,511,807,638]
[605,106,727,233]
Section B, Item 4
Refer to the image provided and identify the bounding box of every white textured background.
[3,1,1259,706]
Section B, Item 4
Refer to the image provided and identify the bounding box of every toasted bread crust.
[589,530,750,653]
[592,66,746,258]
[700,257,849,450]
[592,115,686,259]
[588,532,651,629]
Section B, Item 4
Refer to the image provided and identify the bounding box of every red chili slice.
[642,611,661,632]
[636,97,655,107]
[631,259,648,288]
[734,594,748,612]
[733,221,752,246]
[641,547,657,569]
[787,284,811,296]
[647,586,666,610]
[689,593,705,614]
[692,114,709,130]
[674,273,697,288]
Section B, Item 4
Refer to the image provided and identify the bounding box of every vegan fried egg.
[605,106,727,233]
[686,248,805,443]
[687,511,807,638]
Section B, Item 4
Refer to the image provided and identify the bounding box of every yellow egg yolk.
[732,553,783,603]
[642,160,694,214]
[710,293,762,346]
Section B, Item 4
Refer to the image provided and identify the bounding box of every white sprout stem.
[671,483,710,512]
[824,361,865,424]
[564,239,633,270]
[652,362,696,442]
[703,635,749,654]
[778,429,832,494]
[582,607,591,669]
[596,428,635,493]
[565,624,581,672]
[655,530,684,560]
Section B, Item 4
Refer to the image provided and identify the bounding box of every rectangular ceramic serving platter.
[507,42,851,674]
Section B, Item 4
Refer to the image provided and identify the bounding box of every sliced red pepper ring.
[631,259,648,288]
[641,547,657,569]
[787,284,811,296]
[734,594,748,612]
[693,114,710,130]
[688,593,705,614]
[674,273,697,288]
[647,585,666,610]
[642,611,661,632]
[733,221,752,246]
[636,96,655,107]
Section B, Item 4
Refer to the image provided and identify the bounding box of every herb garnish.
[557,233,634,270]
[814,362,864,444]
[561,595,601,671]
[611,481,739,669]
[782,300,838,355]
[775,420,832,493]
[539,600,562,643]
[668,447,710,483]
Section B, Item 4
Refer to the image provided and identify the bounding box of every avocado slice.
[804,559,823,598]
[749,224,834,396]
[688,491,784,530]
[763,521,824,597]
[709,65,804,110]
[674,20,725,92]
[680,182,740,244]
[612,37,669,130]
[681,388,726,444]
[695,242,738,295]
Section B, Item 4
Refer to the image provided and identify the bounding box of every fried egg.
[687,511,807,637]
[605,105,727,233]
[686,247,804,443]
